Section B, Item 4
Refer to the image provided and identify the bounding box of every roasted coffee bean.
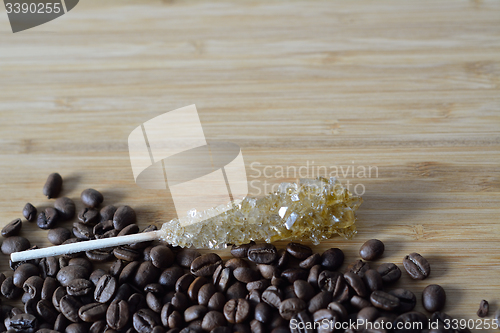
[318,271,343,292]
[38,256,59,279]
[36,299,58,324]
[37,208,59,229]
[113,205,137,230]
[89,269,106,286]
[176,248,201,268]
[1,235,31,254]
[377,263,401,284]
[233,267,260,283]
[134,261,160,289]
[307,264,322,288]
[60,295,83,322]
[78,302,108,322]
[286,242,313,260]
[281,268,308,284]
[78,208,100,225]
[54,197,76,220]
[176,273,195,293]
[225,258,249,270]
[23,275,43,299]
[114,246,141,261]
[81,188,104,208]
[321,248,344,270]
[344,271,369,298]
[65,322,90,333]
[2,218,22,237]
[73,222,94,240]
[308,291,332,313]
[202,310,226,331]
[276,249,290,269]
[13,263,39,288]
[370,290,400,311]
[252,302,271,324]
[109,258,125,277]
[118,223,140,237]
[67,257,92,273]
[93,219,114,237]
[57,265,88,287]
[39,277,57,301]
[86,248,114,262]
[94,274,116,303]
[477,299,489,317]
[25,298,38,317]
[248,243,278,264]
[231,241,255,258]
[403,253,431,280]
[100,205,117,223]
[184,304,208,322]
[23,202,38,222]
[290,311,314,333]
[117,261,139,284]
[157,266,182,289]
[393,311,427,333]
[43,172,63,199]
[149,245,174,269]
[212,266,229,294]
[246,279,269,292]
[160,302,174,327]
[107,299,129,330]
[299,253,321,269]
[363,269,383,292]
[313,308,338,333]
[191,253,222,276]
[47,227,71,245]
[52,286,67,312]
[147,292,163,312]
[327,302,348,320]
[284,285,297,299]
[9,313,38,332]
[144,283,163,294]
[422,284,446,312]
[224,298,250,324]
[66,278,93,296]
[208,292,226,311]
[113,283,132,302]
[171,292,189,311]
[358,306,379,323]
[262,286,283,308]
[350,295,372,309]
[226,281,248,300]
[197,283,216,306]
[256,264,279,280]
[389,288,417,313]
[347,259,370,278]
[359,239,385,261]
[128,292,147,315]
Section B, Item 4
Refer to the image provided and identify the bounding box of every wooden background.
[0,0,499,327]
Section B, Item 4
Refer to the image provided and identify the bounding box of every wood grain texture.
[0,0,499,326]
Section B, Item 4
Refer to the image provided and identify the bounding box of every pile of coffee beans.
[0,173,494,333]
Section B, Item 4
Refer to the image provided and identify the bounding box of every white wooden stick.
[10,230,161,262]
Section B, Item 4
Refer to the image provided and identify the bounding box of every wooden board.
[0,0,499,327]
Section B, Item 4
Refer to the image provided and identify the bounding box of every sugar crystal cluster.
[160,177,363,248]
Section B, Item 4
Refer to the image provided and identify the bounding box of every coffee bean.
[176,248,201,268]
[327,302,348,320]
[377,263,401,284]
[108,258,124,277]
[313,308,338,333]
[290,311,314,333]
[54,197,76,220]
[107,299,129,330]
[248,243,278,264]
[2,218,22,237]
[52,286,67,312]
[347,259,370,278]
[358,306,379,323]
[389,288,417,313]
[350,295,371,309]
[359,239,385,261]
[23,202,38,222]
[100,205,117,223]
[308,291,332,313]
[276,249,290,269]
[81,188,104,208]
[13,263,39,288]
[281,268,308,284]
[363,269,383,292]
[299,253,321,269]
[113,205,137,230]
[86,248,114,262]
[1,235,31,254]
[224,298,250,323]
[344,271,369,298]
[93,219,114,238]
[37,208,59,229]
[234,267,260,283]
[225,258,249,270]
[393,311,427,333]
[36,299,58,324]
[89,269,106,286]
[226,281,248,300]
[67,279,93,296]
[422,284,446,312]
[321,248,344,270]
[117,223,140,237]
[208,292,226,311]
[114,246,141,261]
[73,222,94,240]
[187,276,207,303]
[134,261,160,289]
[158,266,183,289]
[150,245,174,269]
[60,295,83,322]
[256,264,279,280]
[38,256,59,279]
[47,227,71,245]
[40,277,57,301]
[370,290,400,311]
[171,292,189,311]
[94,274,116,303]
[78,208,100,225]
[198,283,216,306]
[78,302,108,322]
[57,265,88,287]
[231,241,255,258]
[307,264,322,289]
[191,253,222,276]
[23,275,43,299]
[286,242,312,260]
[184,304,208,322]
[113,283,132,302]
[2,276,22,299]
[202,310,226,331]
[246,279,270,292]
[43,173,63,199]
[66,322,90,333]
[318,270,343,292]
[403,252,431,280]
[262,286,283,308]
[477,299,489,317]
[10,313,38,332]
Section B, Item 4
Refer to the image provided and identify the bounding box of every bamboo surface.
[0,0,499,328]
